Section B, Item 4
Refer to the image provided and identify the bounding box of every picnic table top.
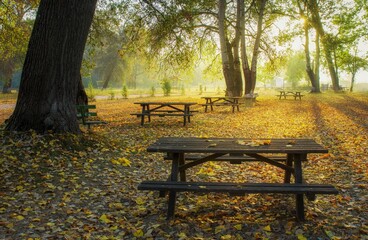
[134,102,197,105]
[147,137,328,154]
[279,91,302,93]
[201,96,243,99]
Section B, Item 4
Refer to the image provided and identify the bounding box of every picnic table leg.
[147,105,151,122]
[210,99,214,111]
[140,105,145,126]
[204,99,209,112]
[179,153,186,182]
[284,154,294,183]
[294,154,305,221]
[167,153,180,219]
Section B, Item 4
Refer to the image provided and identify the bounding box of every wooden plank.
[147,137,328,154]
[131,113,193,116]
[164,154,287,162]
[138,181,339,195]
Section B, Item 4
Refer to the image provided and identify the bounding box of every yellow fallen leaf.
[135,197,145,205]
[109,202,124,210]
[99,214,112,224]
[178,232,187,239]
[6,223,14,229]
[46,222,55,227]
[16,215,24,220]
[110,225,118,230]
[297,234,307,240]
[111,157,131,167]
[215,225,225,234]
[263,225,271,231]
[234,224,242,230]
[133,229,144,237]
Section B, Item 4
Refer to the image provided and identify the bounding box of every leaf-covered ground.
[0,92,367,239]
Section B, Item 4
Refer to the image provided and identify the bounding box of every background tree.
[6,0,97,133]
[0,0,38,93]
[339,47,368,92]
[285,51,307,88]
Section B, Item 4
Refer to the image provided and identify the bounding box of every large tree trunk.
[240,0,252,95]
[350,72,356,92]
[1,59,15,94]
[218,0,236,97]
[231,0,244,97]
[76,75,88,105]
[308,0,340,92]
[243,0,267,95]
[302,17,318,92]
[6,0,97,133]
[314,32,321,92]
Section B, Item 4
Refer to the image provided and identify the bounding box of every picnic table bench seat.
[131,112,194,117]
[138,181,338,198]
[164,153,288,164]
[76,105,107,129]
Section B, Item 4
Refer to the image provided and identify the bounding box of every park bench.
[76,104,107,129]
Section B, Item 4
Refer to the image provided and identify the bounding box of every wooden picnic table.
[138,137,338,221]
[277,91,304,100]
[201,96,243,112]
[131,102,197,126]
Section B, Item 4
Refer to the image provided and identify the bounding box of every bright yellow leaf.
[215,225,225,234]
[133,229,144,237]
[263,225,271,231]
[99,214,112,224]
[297,234,307,240]
[135,197,145,205]
[234,224,242,230]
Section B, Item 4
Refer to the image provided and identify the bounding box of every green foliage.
[108,88,115,100]
[285,52,307,88]
[161,78,171,96]
[121,85,128,99]
[180,85,185,96]
[87,81,96,101]
[150,86,155,97]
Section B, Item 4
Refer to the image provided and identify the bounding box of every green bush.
[150,86,155,97]
[87,81,95,101]
[108,88,115,100]
[161,78,171,96]
[121,85,128,99]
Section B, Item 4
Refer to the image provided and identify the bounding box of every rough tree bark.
[76,75,88,105]
[218,0,236,97]
[243,0,267,95]
[5,0,97,133]
[307,0,340,91]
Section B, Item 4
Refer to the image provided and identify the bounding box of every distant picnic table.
[276,91,304,100]
[131,102,197,126]
[138,137,338,221]
[201,95,257,112]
